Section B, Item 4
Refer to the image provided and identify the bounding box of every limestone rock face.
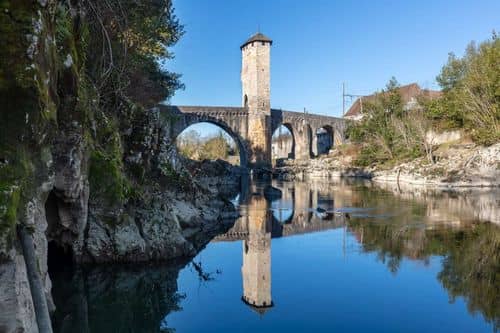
[74,107,239,264]
[0,253,38,333]
[371,143,500,187]
[0,2,238,332]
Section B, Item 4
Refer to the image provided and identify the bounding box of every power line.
[342,82,365,115]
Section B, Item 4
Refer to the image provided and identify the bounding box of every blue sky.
[169,0,499,127]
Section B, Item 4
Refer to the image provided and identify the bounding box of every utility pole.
[342,82,345,116]
[342,83,364,117]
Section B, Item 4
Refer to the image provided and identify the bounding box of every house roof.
[344,83,442,118]
[241,32,273,49]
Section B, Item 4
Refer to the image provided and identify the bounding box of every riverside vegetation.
[177,130,240,164]
[347,34,499,168]
[277,34,499,187]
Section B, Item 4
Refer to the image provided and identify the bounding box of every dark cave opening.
[45,190,73,273]
[47,240,73,273]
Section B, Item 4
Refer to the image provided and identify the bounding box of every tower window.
[262,42,265,45]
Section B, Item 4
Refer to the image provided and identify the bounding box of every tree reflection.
[349,220,500,331]
[51,179,500,332]
[51,263,186,333]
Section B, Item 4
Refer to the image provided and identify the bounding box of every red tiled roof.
[344,83,442,118]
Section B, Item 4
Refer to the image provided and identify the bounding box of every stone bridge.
[157,32,346,169]
[212,180,349,242]
[162,105,346,168]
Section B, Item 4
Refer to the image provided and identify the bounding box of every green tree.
[85,0,184,108]
[177,130,201,159]
[430,34,500,144]
[347,78,414,166]
[199,132,231,160]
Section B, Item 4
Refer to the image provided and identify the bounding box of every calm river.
[51,179,499,333]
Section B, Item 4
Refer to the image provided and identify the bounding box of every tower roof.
[240,32,273,49]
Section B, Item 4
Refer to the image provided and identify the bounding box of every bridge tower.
[241,33,272,168]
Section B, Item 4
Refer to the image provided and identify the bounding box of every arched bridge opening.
[166,106,250,168]
[271,123,295,166]
[176,122,245,166]
[315,125,334,156]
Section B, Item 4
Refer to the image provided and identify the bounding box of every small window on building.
[262,42,265,45]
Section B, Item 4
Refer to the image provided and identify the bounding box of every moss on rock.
[0,0,59,253]
[89,149,131,207]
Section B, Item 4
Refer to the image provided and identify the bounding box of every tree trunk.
[18,226,54,333]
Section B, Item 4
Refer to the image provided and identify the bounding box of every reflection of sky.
[230,193,240,206]
[167,227,494,333]
[270,198,293,223]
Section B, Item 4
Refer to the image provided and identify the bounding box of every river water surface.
[51,179,499,333]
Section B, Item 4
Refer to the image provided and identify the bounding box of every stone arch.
[270,182,295,224]
[173,116,249,168]
[271,204,294,224]
[271,123,295,162]
[315,124,334,155]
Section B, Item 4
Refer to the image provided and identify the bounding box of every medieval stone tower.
[241,33,272,167]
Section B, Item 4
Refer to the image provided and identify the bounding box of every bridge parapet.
[167,105,248,116]
[272,109,344,122]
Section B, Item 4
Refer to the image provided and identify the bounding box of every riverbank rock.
[78,115,240,263]
[274,143,500,188]
[0,2,239,331]
[371,143,500,187]
[273,156,369,180]
[185,158,245,198]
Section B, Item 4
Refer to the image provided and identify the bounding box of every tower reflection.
[241,191,273,310]
[215,178,348,314]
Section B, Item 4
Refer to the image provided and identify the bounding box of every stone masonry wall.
[241,41,272,166]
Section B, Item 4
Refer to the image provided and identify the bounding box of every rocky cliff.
[0,1,237,332]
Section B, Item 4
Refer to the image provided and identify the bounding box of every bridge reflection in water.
[213,177,500,315]
[213,179,350,313]
[48,179,499,332]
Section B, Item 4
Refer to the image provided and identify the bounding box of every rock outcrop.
[274,143,500,188]
[0,2,238,332]
[371,143,500,187]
